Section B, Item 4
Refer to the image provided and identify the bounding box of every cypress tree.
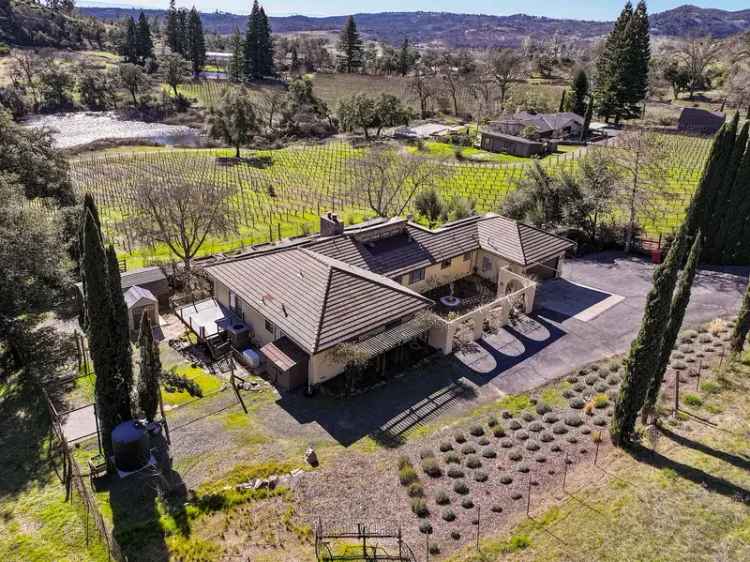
[135,11,154,63]
[398,38,410,77]
[137,313,161,423]
[187,7,206,76]
[81,209,120,462]
[731,279,750,354]
[176,8,189,57]
[580,96,593,141]
[166,0,180,54]
[642,231,703,420]
[257,6,274,77]
[709,121,749,263]
[558,90,567,113]
[106,245,134,422]
[124,17,138,64]
[571,69,589,116]
[337,16,363,73]
[610,223,687,446]
[244,1,261,80]
[227,27,244,83]
[77,194,102,331]
[725,143,750,264]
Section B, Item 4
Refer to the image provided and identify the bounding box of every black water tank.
[112,420,150,472]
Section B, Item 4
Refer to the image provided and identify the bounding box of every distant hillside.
[2,0,103,48]
[79,5,750,47]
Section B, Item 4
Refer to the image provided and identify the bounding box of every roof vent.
[282,303,288,317]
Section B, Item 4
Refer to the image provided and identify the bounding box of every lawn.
[161,365,223,407]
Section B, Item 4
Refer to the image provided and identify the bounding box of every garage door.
[527,258,559,280]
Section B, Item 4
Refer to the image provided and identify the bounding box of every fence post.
[562,453,569,492]
[673,373,680,417]
[476,505,481,551]
[594,432,602,465]
[526,474,532,517]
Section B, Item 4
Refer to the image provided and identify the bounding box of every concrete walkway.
[457,251,749,394]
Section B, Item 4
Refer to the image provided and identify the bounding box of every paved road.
[458,251,749,394]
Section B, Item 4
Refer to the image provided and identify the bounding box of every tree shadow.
[658,426,750,473]
[103,433,188,561]
[0,323,76,499]
[628,442,750,502]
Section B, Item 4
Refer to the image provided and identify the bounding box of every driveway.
[457,251,749,394]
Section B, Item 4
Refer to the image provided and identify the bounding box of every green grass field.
[69,132,711,267]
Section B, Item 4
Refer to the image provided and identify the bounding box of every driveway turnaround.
[457,251,750,394]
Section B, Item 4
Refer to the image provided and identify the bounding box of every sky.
[79,1,748,21]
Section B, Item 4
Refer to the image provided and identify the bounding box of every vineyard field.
[69,133,712,268]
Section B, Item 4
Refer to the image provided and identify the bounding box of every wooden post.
[673,373,680,417]
[526,474,532,516]
[158,390,171,445]
[562,452,569,492]
[594,432,602,465]
[93,402,103,456]
[476,505,481,551]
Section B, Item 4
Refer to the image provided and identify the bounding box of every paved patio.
[456,251,750,394]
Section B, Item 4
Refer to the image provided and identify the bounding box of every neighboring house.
[182,213,574,391]
[479,130,555,157]
[488,112,584,140]
[394,123,465,140]
[76,264,170,312]
[677,108,725,135]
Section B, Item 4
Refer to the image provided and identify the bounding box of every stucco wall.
[399,252,476,293]
[308,349,348,386]
[213,280,279,348]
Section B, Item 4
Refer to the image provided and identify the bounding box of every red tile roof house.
[178,214,574,391]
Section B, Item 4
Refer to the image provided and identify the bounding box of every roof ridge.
[300,248,336,353]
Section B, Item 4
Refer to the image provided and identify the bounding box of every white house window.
[482,256,492,272]
[409,269,425,284]
[441,259,452,270]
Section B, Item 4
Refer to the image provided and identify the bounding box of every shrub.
[422,458,443,478]
[466,455,481,469]
[511,491,523,500]
[535,402,551,415]
[580,426,592,434]
[566,435,578,444]
[562,389,575,399]
[551,444,562,452]
[501,410,513,419]
[411,498,429,517]
[521,412,536,422]
[419,521,433,534]
[447,466,465,479]
[528,421,543,432]
[570,398,586,409]
[454,432,467,443]
[565,414,583,427]
[499,474,513,484]
[399,466,418,486]
[474,470,488,482]
[435,490,451,505]
[595,382,609,393]
[593,416,607,426]
[540,431,554,442]
[515,430,530,441]
[607,376,620,386]
[408,482,424,497]
[701,381,720,394]
[681,330,698,342]
[461,497,474,509]
[509,419,523,430]
[672,351,685,360]
[478,437,490,446]
[683,393,703,407]
[525,440,540,451]
[543,412,559,424]
[419,448,435,460]
[493,427,506,438]
[461,444,476,455]
[508,450,523,461]
[594,394,609,409]
[451,531,461,540]
[445,452,461,464]
[672,361,687,371]
[585,374,599,385]
[453,480,469,494]
[608,362,621,372]
[567,375,579,384]
[573,382,586,392]
[500,438,513,448]
[439,441,453,452]
[491,504,503,513]
[584,401,595,416]
[469,425,485,437]
[535,454,547,463]
[442,509,456,521]
[516,463,530,473]
[482,448,497,459]
[487,415,499,427]
[590,364,600,372]
[552,423,568,434]
[429,543,440,555]
[397,456,412,470]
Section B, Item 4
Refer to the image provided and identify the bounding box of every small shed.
[261,337,309,391]
[124,286,159,333]
[678,108,725,136]
[480,130,552,157]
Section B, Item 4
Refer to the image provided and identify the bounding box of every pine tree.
[227,27,244,83]
[81,208,120,462]
[135,11,154,63]
[580,96,593,141]
[187,7,206,76]
[594,2,632,122]
[571,68,589,116]
[176,8,189,57]
[165,0,180,53]
[706,120,748,263]
[337,16,363,73]
[244,0,261,80]
[137,313,161,422]
[624,1,650,116]
[558,90,566,112]
[257,6,274,77]
[731,278,750,354]
[642,231,703,420]
[398,38,410,77]
[106,245,134,422]
[610,224,687,446]
[124,17,138,64]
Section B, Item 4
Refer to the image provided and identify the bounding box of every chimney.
[320,212,344,237]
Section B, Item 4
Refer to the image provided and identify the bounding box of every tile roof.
[204,248,432,354]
